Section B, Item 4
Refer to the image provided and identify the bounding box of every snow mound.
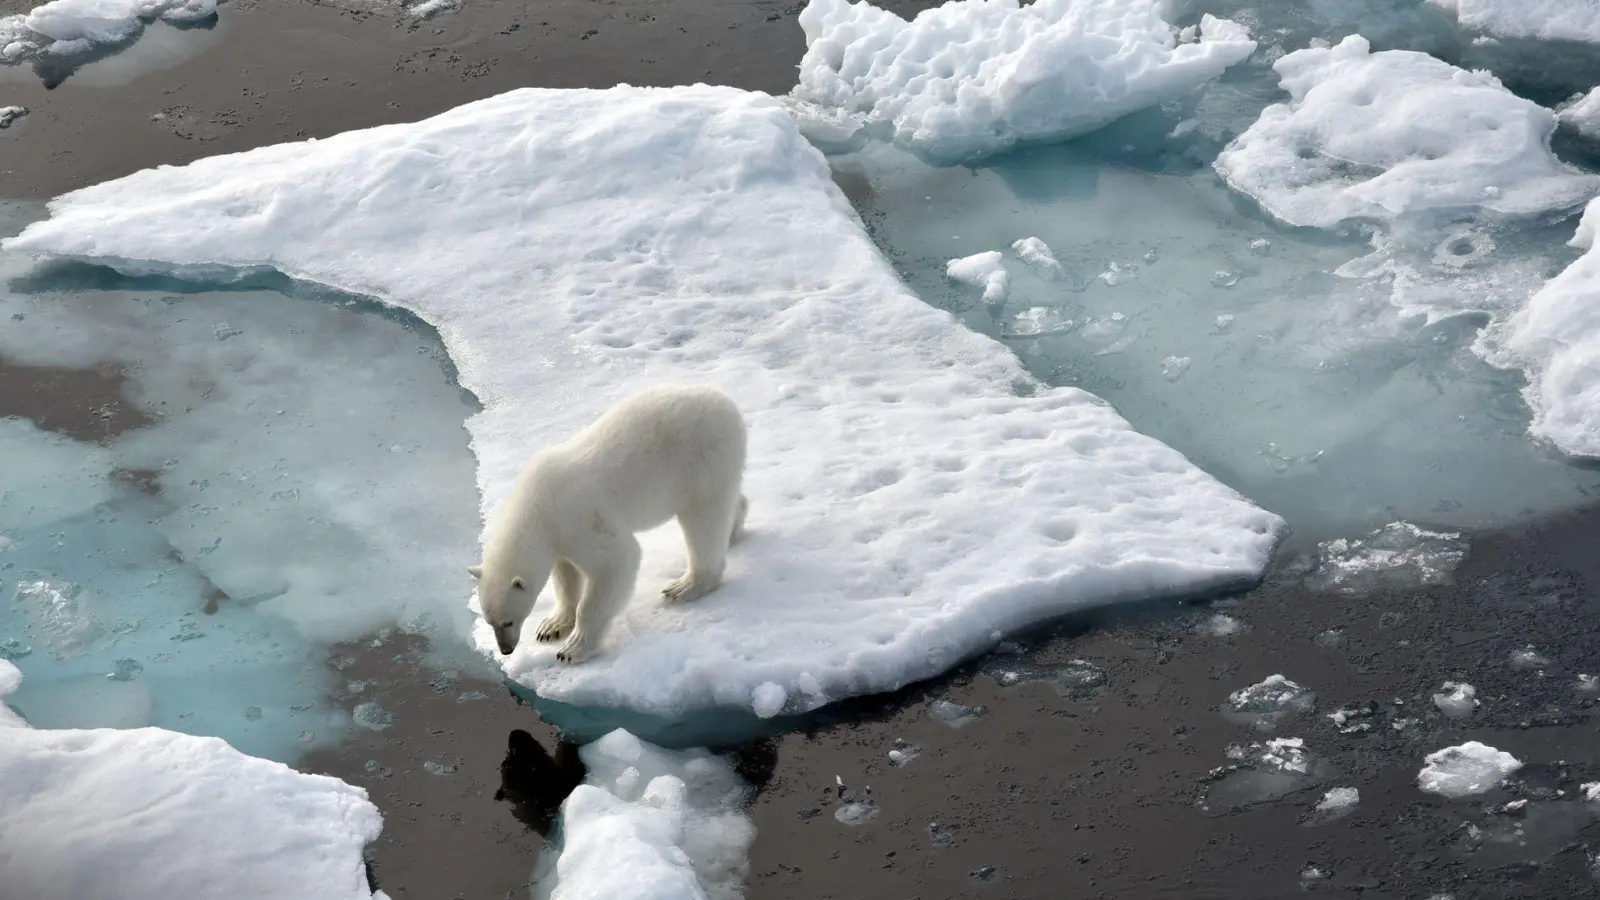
[1428,0,1600,45]
[1479,197,1600,457]
[1558,88,1600,141]
[1418,741,1522,797]
[0,0,215,65]
[0,660,385,900]
[4,85,1283,718]
[792,0,1256,163]
[551,729,753,900]
[1214,36,1599,229]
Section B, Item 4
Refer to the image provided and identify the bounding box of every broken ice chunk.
[1418,741,1521,797]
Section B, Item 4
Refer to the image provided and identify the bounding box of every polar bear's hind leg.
[662,491,741,604]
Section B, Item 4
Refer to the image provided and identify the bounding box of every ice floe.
[792,0,1256,163]
[4,85,1283,719]
[1418,741,1522,797]
[0,0,215,67]
[0,660,385,900]
[1428,0,1600,45]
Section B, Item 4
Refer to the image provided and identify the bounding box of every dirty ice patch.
[1214,35,1598,231]
[0,0,215,66]
[791,0,1256,163]
[1478,197,1600,458]
[546,729,754,900]
[0,660,386,900]
[4,84,1283,718]
[1427,0,1600,45]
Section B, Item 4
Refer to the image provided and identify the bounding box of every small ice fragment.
[1418,742,1522,798]
[1098,261,1132,285]
[0,535,12,551]
[1327,702,1377,734]
[1501,798,1527,815]
[105,658,143,682]
[0,638,32,660]
[752,681,787,718]
[297,730,315,743]
[1247,238,1271,255]
[1578,674,1600,693]
[1226,674,1315,729]
[887,740,921,767]
[946,251,1010,303]
[1010,237,1062,279]
[456,690,488,703]
[1509,645,1551,670]
[928,821,954,846]
[1005,306,1074,338]
[1300,866,1327,883]
[928,699,984,728]
[1169,118,1199,138]
[797,673,823,697]
[1213,314,1235,333]
[1210,270,1239,287]
[1195,613,1246,636]
[423,760,458,775]
[1432,681,1479,719]
[1161,356,1193,382]
[1305,522,1467,594]
[1581,782,1600,803]
[352,701,395,731]
[1316,786,1359,812]
[1313,629,1345,649]
[969,864,1000,884]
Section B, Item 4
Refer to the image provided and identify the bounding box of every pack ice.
[0,660,385,900]
[1214,35,1598,230]
[791,0,1256,163]
[4,84,1283,719]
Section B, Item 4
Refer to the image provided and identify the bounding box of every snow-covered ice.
[1417,741,1522,797]
[1214,36,1598,230]
[546,729,754,900]
[792,0,1256,163]
[1304,522,1467,594]
[1316,786,1359,813]
[946,250,1010,303]
[1225,674,1315,730]
[1427,0,1600,45]
[0,660,385,900]
[1558,88,1600,141]
[1432,681,1479,719]
[0,0,216,68]
[4,85,1284,719]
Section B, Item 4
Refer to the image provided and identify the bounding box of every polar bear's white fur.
[470,384,748,663]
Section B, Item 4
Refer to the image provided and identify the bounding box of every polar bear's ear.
[511,577,526,590]
[468,565,483,580]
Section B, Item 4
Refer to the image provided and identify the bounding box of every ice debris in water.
[887,738,920,767]
[1005,306,1074,338]
[1582,782,1600,803]
[1227,737,1312,775]
[456,690,487,703]
[1010,237,1062,280]
[928,699,985,728]
[791,0,1257,163]
[351,702,394,731]
[0,638,31,660]
[0,106,25,129]
[1327,702,1379,734]
[0,0,217,66]
[751,681,787,719]
[1161,356,1193,382]
[1304,522,1467,595]
[1226,675,1315,730]
[834,780,878,826]
[927,821,954,846]
[983,657,1106,699]
[1316,786,1359,812]
[1578,674,1600,693]
[1195,613,1247,636]
[946,251,1010,303]
[1433,681,1480,719]
[1212,314,1235,333]
[1418,741,1522,797]
[1509,645,1551,670]
[105,658,142,682]
[1313,629,1346,649]
[1559,88,1600,142]
[422,760,458,775]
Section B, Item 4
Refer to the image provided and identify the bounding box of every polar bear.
[470,384,748,663]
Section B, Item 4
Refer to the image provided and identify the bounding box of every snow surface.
[792,0,1256,163]
[4,85,1283,718]
[1418,741,1522,797]
[0,0,215,65]
[549,729,753,900]
[1428,0,1600,45]
[1558,88,1600,141]
[1214,36,1598,229]
[946,250,1010,303]
[0,660,386,900]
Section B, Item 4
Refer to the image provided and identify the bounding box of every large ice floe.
[5,85,1283,719]
[1479,198,1600,457]
[1427,0,1600,45]
[1214,35,1598,230]
[541,729,754,900]
[0,0,216,69]
[789,0,1257,163]
[0,660,386,900]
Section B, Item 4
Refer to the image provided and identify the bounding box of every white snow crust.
[1214,36,1598,229]
[0,660,385,900]
[4,84,1283,718]
[1418,740,1522,797]
[1428,0,1600,45]
[792,0,1256,163]
[551,729,753,900]
[1480,198,1600,457]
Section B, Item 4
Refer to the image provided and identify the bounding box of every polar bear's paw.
[661,573,717,604]
[535,613,573,643]
[555,631,596,664]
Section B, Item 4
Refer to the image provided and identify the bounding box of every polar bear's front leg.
[557,537,642,664]
[535,559,583,642]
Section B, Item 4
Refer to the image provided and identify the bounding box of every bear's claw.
[535,615,572,642]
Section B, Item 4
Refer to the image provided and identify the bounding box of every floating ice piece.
[1418,741,1522,797]
[1427,0,1600,45]
[750,682,787,719]
[928,699,984,728]
[887,738,920,767]
[1432,681,1479,718]
[351,702,394,731]
[1004,305,1074,338]
[0,660,385,900]
[946,251,1010,303]
[1480,197,1600,458]
[1558,88,1600,141]
[1215,36,1599,229]
[1305,522,1467,594]
[1316,786,1359,812]
[1161,355,1193,382]
[550,729,754,900]
[1011,237,1062,280]
[1509,645,1551,670]
[1582,782,1600,803]
[1226,674,1315,729]
[0,0,216,66]
[1327,702,1379,734]
[1578,673,1600,693]
[0,105,25,129]
[4,85,1283,719]
[1195,612,1247,636]
[792,0,1256,163]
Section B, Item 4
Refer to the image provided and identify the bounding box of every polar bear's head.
[470,563,538,655]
